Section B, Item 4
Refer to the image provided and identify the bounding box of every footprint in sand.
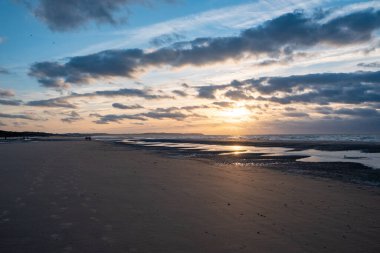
[101,236,115,245]
[60,222,73,229]
[89,216,99,222]
[50,234,62,241]
[1,218,10,223]
[0,210,10,217]
[50,214,61,219]
[62,246,73,252]
[27,191,35,196]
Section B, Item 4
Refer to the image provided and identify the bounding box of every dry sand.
[0,140,379,253]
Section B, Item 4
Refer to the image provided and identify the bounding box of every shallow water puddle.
[120,139,380,169]
[291,149,380,169]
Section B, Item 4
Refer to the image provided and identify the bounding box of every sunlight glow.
[220,106,251,122]
[230,145,247,155]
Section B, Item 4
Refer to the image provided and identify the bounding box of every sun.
[220,106,251,122]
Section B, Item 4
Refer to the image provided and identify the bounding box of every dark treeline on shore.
[0,130,110,138]
[0,130,55,138]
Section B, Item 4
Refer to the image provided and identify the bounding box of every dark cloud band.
[29,9,380,88]
[197,71,380,105]
[22,0,174,31]
[94,106,206,124]
[0,113,39,121]
[0,88,15,97]
[112,103,144,109]
[26,88,171,108]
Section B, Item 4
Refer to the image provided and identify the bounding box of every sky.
[0,0,379,135]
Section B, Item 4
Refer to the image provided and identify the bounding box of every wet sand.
[0,140,379,253]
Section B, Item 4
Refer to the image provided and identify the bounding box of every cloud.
[93,105,206,124]
[28,50,144,88]
[172,90,187,97]
[61,111,83,123]
[284,107,296,111]
[224,90,253,100]
[0,88,15,97]
[140,107,203,121]
[335,108,380,117]
[38,78,71,89]
[82,88,169,99]
[0,99,23,106]
[0,67,10,75]
[148,106,208,113]
[0,121,6,126]
[0,37,5,44]
[254,53,302,66]
[26,88,171,108]
[196,71,380,105]
[141,111,188,120]
[196,79,240,99]
[89,113,102,118]
[197,85,224,99]
[357,62,380,68]
[283,112,310,118]
[248,71,380,96]
[262,117,380,134]
[256,59,281,66]
[26,97,76,108]
[316,107,380,118]
[22,0,174,31]
[13,122,28,127]
[212,101,235,107]
[94,114,147,124]
[0,113,38,121]
[149,32,186,47]
[112,103,144,109]
[29,8,380,87]
[180,105,209,111]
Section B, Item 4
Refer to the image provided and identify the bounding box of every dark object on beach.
[85,136,92,141]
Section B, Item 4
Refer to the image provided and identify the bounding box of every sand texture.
[0,141,379,253]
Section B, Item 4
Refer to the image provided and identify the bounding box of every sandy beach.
[0,140,379,253]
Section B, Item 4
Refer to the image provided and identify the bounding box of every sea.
[94,134,380,169]
[96,134,380,143]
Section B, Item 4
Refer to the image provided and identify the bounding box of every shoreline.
[2,137,380,185]
[2,135,380,151]
[120,137,380,153]
[113,139,380,186]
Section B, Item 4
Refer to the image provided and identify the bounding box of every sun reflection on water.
[230,145,247,155]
